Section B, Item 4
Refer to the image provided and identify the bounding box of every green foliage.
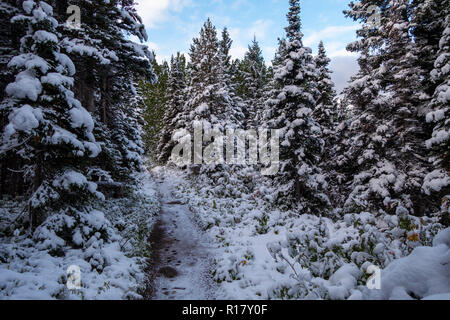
[140,55,169,155]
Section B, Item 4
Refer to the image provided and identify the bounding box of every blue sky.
[135,0,361,92]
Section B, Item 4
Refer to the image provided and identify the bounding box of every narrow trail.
[147,170,219,300]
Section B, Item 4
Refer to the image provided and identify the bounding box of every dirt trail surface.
[147,168,220,300]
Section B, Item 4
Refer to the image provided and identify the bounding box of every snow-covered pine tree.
[185,19,228,128]
[423,14,450,223]
[411,0,449,101]
[340,0,439,215]
[0,1,20,196]
[157,53,187,164]
[176,19,245,194]
[0,0,101,227]
[219,27,245,129]
[183,18,239,168]
[220,28,233,74]
[57,0,155,181]
[312,41,340,209]
[265,0,328,213]
[238,37,269,129]
[313,41,337,136]
[340,0,405,212]
[382,0,433,213]
[141,57,169,156]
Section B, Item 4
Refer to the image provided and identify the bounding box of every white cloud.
[303,25,358,58]
[146,41,159,51]
[227,19,273,60]
[301,24,360,91]
[136,0,190,28]
[330,55,359,94]
[230,45,248,60]
[247,19,273,39]
[263,46,277,64]
[303,25,359,47]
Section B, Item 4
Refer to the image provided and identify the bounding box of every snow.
[6,70,42,101]
[41,72,73,87]
[61,38,115,65]
[426,109,446,123]
[0,165,448,301]
[51,126,85,153]
[0,171,160,300]
[154,166,449,301]
[69,107,95,132]
[38,1,53,16]
[375,228,450,300]
[195,102,209,115]
[52,170,92,190]
[327,264,361,300]
[150,168,221,299]
[423,293,450,300]
[33,30,58,44]
[55,53,76,76]
[422,170,450,195]
[426,128,450,149]
[83,142,102,158]
[51,170,105,200]
[4,105,43,138]
[8,54,50,74]
[22,0,34,14]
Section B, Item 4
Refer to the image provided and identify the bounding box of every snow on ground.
[161,167,299,299]
[161,167,450,300]
[0,170,160,300]
[0,166,448,300]
[149,167,223,300]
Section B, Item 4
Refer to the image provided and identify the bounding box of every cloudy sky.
[135,0,360,93]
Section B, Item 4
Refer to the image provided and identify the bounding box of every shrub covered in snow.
[170,165,448,300]
[0,172,160,300]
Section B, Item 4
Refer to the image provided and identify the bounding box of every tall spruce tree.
[411,0,449,101]
[157,53,187,164]
[339,0,442,215]
[182,18,238,158]
[0,0,101,227]
[423,14,450,218]
[238,37,269,129]
[219,27,245,129]
[141,57,169,156]
[56,0,155,181]
[0,0,155,229]
[313,41,339,207]
[313,41,337,134]
[265,0,328,213]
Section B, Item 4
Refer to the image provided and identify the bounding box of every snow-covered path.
[148,169,219,300]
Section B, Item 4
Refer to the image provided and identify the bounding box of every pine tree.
[57,0,155,181]
[0,0,101,227]
[219,27,245,129]
[313,41,337,134]
[141,57,169,156]
[157,53,187,164]
[313,41,339,208]
[184,19,236,137]
[238,37,269,129]
[265,0,328,213]
[422,14,450,211]
[340,0,439,215]
[0,0,155,229]
[383,0,431,212]
[0,1,20,197]
[411,0,449,100]
[220,28,233,73]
